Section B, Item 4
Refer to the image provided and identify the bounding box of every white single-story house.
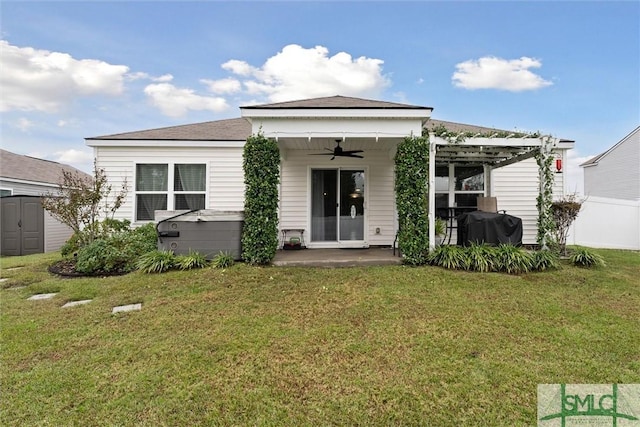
[0,149,91,255]
[569,126,640,250]
[86,95,574,249]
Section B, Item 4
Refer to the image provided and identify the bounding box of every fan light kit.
[309,140,364,160]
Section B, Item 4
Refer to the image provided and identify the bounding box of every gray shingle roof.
[1,149,91,185]
[242,95,433,110]
[87,118,251,141]
[85,96,572,143]
[85,118,546,142]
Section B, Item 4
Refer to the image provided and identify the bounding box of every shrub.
[61,219,134,257]
[428,245,469,270]
[176,251,208,270]
[75,239,124,274]
[550,195,582,256]
[242,131,280,265]
[532,250,560,271]
[212,251,235,269]
[136,250,176,274]
[395,134,430,265]
[71,223,158,275]
[570,247,605,268]
[466,243,495,272]
[494,244,533,274]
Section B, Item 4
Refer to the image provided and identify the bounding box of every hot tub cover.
[456,211,523,247]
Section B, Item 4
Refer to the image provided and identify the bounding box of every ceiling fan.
[309,140,364,160]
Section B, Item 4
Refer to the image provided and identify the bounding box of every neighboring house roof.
[241,95,433,110]
[0,149,91,185]
[580,126,640,167]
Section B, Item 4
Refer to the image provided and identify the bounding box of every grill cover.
[456,211,523,246]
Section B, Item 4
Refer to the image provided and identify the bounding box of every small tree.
[41,161,128,248]
[550,194,582,256]
[242,131,280,265]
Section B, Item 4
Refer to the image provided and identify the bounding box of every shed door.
[21,199,44,255]
[0,198,44,256]
[1,198,21,256]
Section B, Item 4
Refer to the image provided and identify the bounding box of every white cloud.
[144,83,229,117]
[222,59,257,76]
[54,148,94,165]
[201,77,242,94]
[221,44,391,102]
[16,117,34,132]
[452,56,553,92]
[0,40,129,112]
[127,72,174,82]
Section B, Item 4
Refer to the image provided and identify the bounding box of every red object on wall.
[556,158,562,172]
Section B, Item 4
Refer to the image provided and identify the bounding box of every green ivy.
[394,134,430,265]
[535,136,556,249]
[430,123,541,144]
[242,131,280,265]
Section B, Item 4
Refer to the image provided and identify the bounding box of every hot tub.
[155,210,244,260]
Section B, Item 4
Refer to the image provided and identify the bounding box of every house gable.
[581,126,640,200]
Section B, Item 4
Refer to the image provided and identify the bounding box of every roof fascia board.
[0,177,61,188]
[241,108,431,120]
[85,139,246,148]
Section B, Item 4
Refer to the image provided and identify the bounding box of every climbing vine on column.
[535,135,556,250]
[242,131,280,265]
[394,134,430,265]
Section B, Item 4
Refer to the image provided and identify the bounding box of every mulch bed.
[48,260,129,278]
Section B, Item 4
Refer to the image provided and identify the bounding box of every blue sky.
[1,1,638,194]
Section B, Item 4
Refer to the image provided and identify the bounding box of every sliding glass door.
[311,169,365,244]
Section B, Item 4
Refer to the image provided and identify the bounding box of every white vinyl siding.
[491,154,566,245]
[95,146,245,225]
[44,210,73,252]
[583,128,640,201]
[280,149,396,247]
[0,179,58,196]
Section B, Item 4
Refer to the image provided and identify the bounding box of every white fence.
[568,196,640,250]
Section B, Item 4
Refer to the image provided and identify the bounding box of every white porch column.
[428,139,436,250]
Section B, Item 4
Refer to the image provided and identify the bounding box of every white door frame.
[307,166,369,248]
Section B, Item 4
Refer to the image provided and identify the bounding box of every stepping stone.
[0,278,8,283]
[7,286,26,291]
[28,293,57,300]
[62,300,92,308]
[6,267,23,271]
[112,303,142,314]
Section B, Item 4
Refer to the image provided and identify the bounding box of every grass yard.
[1,249,639,426]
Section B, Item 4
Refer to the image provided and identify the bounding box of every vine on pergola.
[535,135,557,250]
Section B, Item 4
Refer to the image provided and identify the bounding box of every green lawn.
[1,249,639,426]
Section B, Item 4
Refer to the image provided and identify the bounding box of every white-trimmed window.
[435,164,485,218]
[135,163,206,221]
[0,188,13,197]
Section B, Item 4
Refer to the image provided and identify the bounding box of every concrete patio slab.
[28,293,57,300]
[112,303,142,314]
[62,300,93,308]
[272,248,402,267]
